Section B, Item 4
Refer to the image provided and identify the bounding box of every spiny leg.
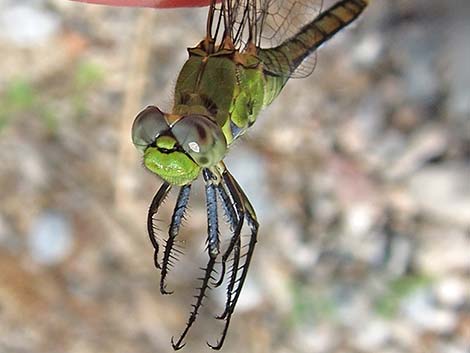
[204,169,221,258]
[223,170,259,317]
[147,182,172,270]
[208,170,259,350]
[217,169,253,319]
[213,181,244,288]
[171,170,220,350]
[209,236,241,350]
[214,177,244,316]
[160,184,192,295]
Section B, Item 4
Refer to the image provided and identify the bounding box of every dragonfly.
[73,0,369,349]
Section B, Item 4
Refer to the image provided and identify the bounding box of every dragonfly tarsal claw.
[170,336,186,351]
[206,339,224,351]
[160,285,174,295]
[207,312,233,350]
[214,307,229,320]
[212,261,226,287]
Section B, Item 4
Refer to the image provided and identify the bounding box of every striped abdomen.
[259,0,369,105]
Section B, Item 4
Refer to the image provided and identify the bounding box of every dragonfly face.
[132,105,227,185]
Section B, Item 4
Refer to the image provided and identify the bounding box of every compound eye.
[171,115,227,167]
[131,106,169,152]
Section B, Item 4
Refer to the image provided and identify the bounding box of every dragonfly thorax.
[173,46,267,147]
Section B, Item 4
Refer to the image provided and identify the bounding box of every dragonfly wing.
[205,0,323,77]
[258,0,369,79]
[69,0,215,8]
[257,0,323,79]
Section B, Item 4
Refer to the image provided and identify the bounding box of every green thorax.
[172,44,280,146]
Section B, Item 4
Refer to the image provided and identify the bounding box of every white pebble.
[27,210,73,265]
[435,277,468,308]
[354,319,391,352]
[0,5,60,46]
[403,290,457,334]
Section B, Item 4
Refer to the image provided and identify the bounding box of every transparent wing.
[256,0,323,78]
[206,0,323,78]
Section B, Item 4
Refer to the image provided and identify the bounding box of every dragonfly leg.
[213,181,244,288]
[171,170,220,350]
[204,169,221,258]
[213,172,245,306]
[207,170,259,350]
[160,184,191,295]
[147,182,172,270]
[207,237,240,350]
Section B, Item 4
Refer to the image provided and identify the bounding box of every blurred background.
[0,0,469,352]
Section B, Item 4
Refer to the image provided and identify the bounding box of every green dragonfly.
[75,0,369,349]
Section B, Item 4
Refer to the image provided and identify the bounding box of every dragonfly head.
[132,106,227,186]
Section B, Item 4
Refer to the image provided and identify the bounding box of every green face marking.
[144,147,200,186]
[156,135,176,150]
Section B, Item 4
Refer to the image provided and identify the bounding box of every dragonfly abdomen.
[258,0,369,104]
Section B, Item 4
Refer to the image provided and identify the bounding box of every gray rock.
[352,33,383,68]
[415,227,469,276]
[445,8,470,120]
[0,5,60,46]
[393,27,440,102]
[0,214,21,253]
[27,210,73,265]
[387,125,448,180]
[408,164,470,227]
[402,289,458,334]
[353,319,391,352]
[434,277,468,309]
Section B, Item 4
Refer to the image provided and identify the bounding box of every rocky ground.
[0,0,468,352]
